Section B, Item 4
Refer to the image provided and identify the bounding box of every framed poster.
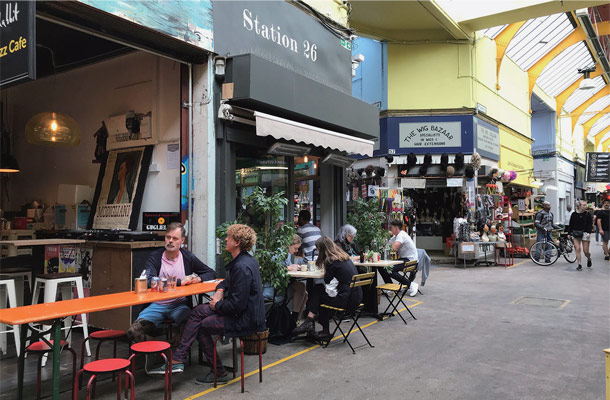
[89,146,153,230]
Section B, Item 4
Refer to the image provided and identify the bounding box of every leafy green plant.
[347,198,390,253]
[216,187,296,292]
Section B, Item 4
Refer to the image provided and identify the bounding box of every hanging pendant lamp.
[25,111,81,146]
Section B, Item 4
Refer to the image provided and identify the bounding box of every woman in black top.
[568,200,593,270]
[292,236,361,340]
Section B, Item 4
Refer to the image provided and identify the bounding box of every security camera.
[352,53,365,63]
[349,34,357,41]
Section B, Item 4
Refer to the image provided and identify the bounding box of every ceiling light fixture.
[25,112,81,146]
[577,66,596,90]
[24,47,81,146]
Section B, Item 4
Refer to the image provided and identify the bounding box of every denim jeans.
[533,231,553,262]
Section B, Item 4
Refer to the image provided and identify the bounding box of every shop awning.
[254,111,375,156]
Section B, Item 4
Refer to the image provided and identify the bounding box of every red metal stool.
[128,340,172,400]
[74,358,134,400]
[80,330,126,388]
[212,334,263,393]
[26,340,77,399]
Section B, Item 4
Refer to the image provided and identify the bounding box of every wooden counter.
[88,240,164,331]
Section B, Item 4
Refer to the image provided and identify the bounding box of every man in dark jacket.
[127,222,215,344]
[161,224,265,384]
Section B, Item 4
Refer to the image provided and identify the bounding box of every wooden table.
[353,260,404,319]
[286,270,325,279]
[0,281,220,400]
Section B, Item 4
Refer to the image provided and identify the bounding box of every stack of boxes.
[55,184,94,230]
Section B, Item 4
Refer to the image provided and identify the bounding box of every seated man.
[157,224,266,384]
[378,219,419,296]
[127,222,216,344]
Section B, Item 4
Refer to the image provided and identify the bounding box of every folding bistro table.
[0,281,220,400]
[353,260,403,320]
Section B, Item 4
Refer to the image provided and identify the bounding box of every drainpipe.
[188,63,193,251]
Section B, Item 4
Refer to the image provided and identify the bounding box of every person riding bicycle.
[534,201,562,263]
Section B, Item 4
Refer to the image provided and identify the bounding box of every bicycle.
[529,229,577,266]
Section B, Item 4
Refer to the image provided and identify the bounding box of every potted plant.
[216,187,296,293]
[347,198,390,256]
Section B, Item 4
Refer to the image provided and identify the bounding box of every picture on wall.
[89,146,153,230]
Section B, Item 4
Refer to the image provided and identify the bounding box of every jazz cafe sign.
[0,1,36,87]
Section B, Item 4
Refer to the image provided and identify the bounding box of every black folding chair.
[376,260,418,324]
[320,272,375,354]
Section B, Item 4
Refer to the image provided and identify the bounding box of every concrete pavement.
[1,246,608,399]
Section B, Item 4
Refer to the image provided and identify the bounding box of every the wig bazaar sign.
[0,1,35,87]
[399,122,462,148]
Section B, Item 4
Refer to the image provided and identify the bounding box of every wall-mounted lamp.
[214,56,226,77]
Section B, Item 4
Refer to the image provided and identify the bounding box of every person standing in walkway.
[564,204,574,226]
[568,200,593,271]
[596,199,610,260]
[533,201,561,263]
[296,210,322,260]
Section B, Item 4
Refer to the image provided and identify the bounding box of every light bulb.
[50,120,58,131]
[51,136,56,142]
[304,156,308,163]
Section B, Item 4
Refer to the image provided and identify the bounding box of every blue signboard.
[377,115,474,156]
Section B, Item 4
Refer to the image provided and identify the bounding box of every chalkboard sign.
[0,1,36,87]
[585,152,610,183]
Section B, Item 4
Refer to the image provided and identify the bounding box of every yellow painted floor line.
[184,299,423,399]
[506,259,529,269]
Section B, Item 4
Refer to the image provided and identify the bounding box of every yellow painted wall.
[300,0,349,27]
[557,115,577,159]
[387,35,531,138]
[498,126,534,187]
[387,42,473,110]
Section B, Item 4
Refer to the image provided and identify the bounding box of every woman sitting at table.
[292,236,361,341]
[335,224,360,259]
[263,234,308,318]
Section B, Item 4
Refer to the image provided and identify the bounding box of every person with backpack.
[533,201,562,263]
[568,200,593,271]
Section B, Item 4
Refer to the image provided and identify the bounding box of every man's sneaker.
[604,255,610,261]
[195,371,228,385]
[587,258,592,268]
[576,264,582,271]
[408,282,419,297]
[292,318,315,335]
[149,362,184,375]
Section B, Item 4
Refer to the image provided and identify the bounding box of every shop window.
[294,155,320,226]
[235,152,288,223]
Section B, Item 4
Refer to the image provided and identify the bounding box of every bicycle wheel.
[529,241,560,266]
[562,239,577,263]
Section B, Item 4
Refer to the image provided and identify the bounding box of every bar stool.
[212,333,264,393]
[79,330,126,388]
[0,277,21,356]
[74,358,134,400]
[26,340,77,400]
[128,341,172,400]
[31,273,91,366]
[0,267,32,306]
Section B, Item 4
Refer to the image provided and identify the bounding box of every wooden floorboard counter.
[89,240,164,331]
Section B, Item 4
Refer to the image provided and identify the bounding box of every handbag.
[572,230,584,239]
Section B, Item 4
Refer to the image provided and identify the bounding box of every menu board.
[585,152,610,183]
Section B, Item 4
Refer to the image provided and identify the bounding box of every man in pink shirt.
[127,222,215,346]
